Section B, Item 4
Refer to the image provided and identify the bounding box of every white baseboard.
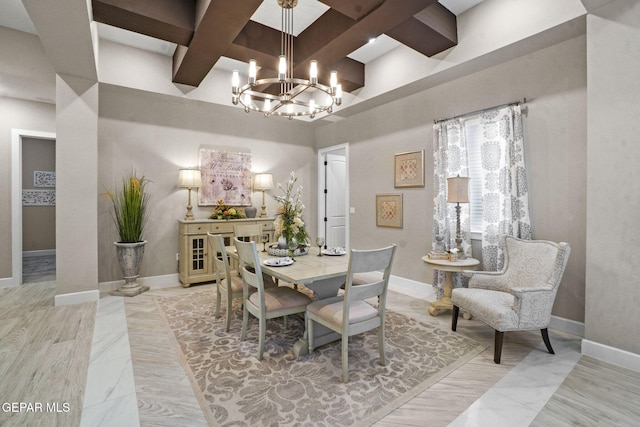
[389,274,434,301]
[582,339,640,373]
[99,273,180,294]
[55,290,100,306]
[23,249,56,257]
[550,314,585,337]
[0,276,20,288]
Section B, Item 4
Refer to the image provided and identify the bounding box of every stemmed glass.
[316,237,325,256]
[261,234,269,252]
[287,238,298,261]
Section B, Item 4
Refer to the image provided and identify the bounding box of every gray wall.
[22,137,56,251]
[97,85,317,283]
[585,0,640,354]
[316,35,587,323]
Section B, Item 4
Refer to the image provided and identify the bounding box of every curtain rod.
[434,98,527,124]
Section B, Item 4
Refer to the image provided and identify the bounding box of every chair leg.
[541,328,555,355]
[494,330,504,364]
[307,316,314,354]
[341,336,349,383]
[452,305,459,331]
[258,317,266,360]
[378,321,387,366]
[225,294,232,332]
[241,305,248,341]
[215,288,222,318]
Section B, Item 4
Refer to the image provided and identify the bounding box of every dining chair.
[306,244,397,382]
[234,223,278,288]
[451,235,571,363]
[233,223,263,243]
[207,233,244,332]
[234,237,312,360]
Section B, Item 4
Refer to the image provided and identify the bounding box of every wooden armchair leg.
[541,328,555,355]
[452,305,459,331]
[494,330,504,364]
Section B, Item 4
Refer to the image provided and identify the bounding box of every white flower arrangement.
[272,171,309,246]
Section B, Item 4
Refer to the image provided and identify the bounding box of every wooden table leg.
[429,271,454,316]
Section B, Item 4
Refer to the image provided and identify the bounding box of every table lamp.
[254,173,273,218]
[447,175,470,258]
[178,169,202,220]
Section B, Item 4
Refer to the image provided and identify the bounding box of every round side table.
[422,256,480,316]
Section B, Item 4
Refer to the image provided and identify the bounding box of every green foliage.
[106,171,151,243]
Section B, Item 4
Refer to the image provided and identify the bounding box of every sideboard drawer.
[209,222,235,234]
[186,223,210,234]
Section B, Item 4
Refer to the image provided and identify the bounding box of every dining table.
[226,244,350,357]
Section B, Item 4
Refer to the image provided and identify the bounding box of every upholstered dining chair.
[451,235,571,364]
[234,237,312,360]
[306,244,397,382]
[207,233,244,332]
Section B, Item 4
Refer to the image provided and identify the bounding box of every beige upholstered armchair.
[451,235,571,364]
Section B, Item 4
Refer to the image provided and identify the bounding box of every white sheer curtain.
[478,104,531,271]
[432,119,471,298]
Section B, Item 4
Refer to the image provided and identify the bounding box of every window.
[464,118,484,237]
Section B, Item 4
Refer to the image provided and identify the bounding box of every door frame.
[317,143,349,250]
[1,129,56,288]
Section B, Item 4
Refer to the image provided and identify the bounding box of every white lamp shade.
[178,169,202,188]
[447,175,470,203]
[254,173,273,190]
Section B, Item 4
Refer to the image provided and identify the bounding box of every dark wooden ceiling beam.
[171,0,263,86]
[387,3,457,56]
[227,20,365,92]
[293,0,439,80]
[92,0,195,46]
[318,0,384,20]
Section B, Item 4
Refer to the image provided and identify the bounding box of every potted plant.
[105,171,151,296]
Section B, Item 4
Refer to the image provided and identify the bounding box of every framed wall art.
[394,150,424,188]
[376,193,403,228]
[198,149,252,206]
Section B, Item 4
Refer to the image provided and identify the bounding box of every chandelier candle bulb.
[335,84,342,105]
[248,60,257,85]
[278,55,287,81]
[310,60,318,85]
[231,70,240,95]
[330,71,338,90]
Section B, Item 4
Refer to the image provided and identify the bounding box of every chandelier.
[231,0,342,119]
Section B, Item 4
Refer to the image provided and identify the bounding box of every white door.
[324,152,346,248]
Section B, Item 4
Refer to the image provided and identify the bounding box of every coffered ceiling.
[89,0,470,92]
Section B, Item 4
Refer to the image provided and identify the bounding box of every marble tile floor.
[3,277,640,426]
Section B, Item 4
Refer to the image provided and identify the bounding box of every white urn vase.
[112,241,149,297]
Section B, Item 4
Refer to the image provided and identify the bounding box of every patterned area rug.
[154,290,485,427]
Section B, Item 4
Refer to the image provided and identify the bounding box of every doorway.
[317,144,349,250]
[22,137,56,283]
[4,129,56,288]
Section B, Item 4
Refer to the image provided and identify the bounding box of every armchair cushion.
[452,288,518,331]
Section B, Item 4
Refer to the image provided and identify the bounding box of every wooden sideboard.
[178,218,275,287]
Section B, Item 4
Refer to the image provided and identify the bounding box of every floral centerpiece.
[273,171,309,249]
[209,199,245,220]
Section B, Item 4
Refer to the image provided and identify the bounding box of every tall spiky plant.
[107,171,151,243]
